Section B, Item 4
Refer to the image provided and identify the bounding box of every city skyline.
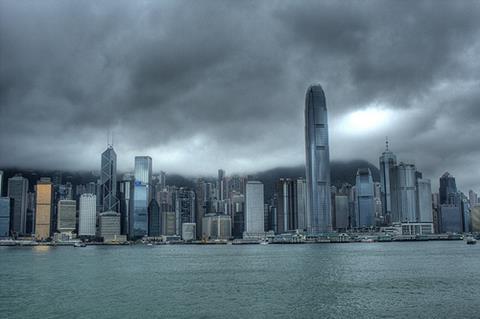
[0,1,479,192]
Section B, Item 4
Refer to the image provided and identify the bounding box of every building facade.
[416,179,433,223]
[119,175,133,236]
[35,178,53,240]
[390,163,417,223]
[79,193,96,236]
[245,181,264,234]
[355,168,375,228]
[98,211,121,242]
[334,195,349,230]
[182,223,196,241]
[7,176,29,235]
[133,156,152,238]
[0,197,13,237]
[148,199,161,237]
[440,204,463,233]
[57,199,76,233]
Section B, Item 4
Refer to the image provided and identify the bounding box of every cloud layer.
[1,0,479,192]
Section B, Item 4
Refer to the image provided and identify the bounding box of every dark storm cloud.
[0,0,479,191]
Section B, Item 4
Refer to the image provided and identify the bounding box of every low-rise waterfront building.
[99,211,124,242]
[182,223,196,241]
[202,214,231,240]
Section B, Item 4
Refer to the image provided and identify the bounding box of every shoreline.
[0,235,471,247]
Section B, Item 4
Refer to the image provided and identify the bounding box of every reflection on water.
[32,245,51,253]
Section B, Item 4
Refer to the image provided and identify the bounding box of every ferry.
[74,242,87,248]
[466,237,477,245]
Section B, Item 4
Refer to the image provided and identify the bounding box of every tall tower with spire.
[379,138,397,225]
[305,84,332,234]
[100,140,119,213]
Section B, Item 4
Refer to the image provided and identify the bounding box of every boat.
[74,242,86,248]
[466,237,477,245]
[259,240,269,245]
[147,243,154,246]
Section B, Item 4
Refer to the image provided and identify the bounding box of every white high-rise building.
[245,181,264,234]
[79,194,96,236]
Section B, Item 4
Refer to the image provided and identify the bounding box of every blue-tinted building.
[0,197,13,238]
[440,204,463,233]
[305,84,332,234]
[355,168,375,228]
[439,172,457,205]
[132,156,152,238]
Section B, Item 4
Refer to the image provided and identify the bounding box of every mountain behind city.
[1,159,379,200]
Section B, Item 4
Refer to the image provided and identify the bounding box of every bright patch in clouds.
[339,106,393,135]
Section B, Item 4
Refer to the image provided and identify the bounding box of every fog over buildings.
[1,0,479,191]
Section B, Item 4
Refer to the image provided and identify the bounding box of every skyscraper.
[305,84,332,233]
[379,140,397,224]
[0,197,13,237]
[175,188,195,236]
[119,175,133,236]
[159,171,167,190]
[79,193,96,236]
[275,178,296,233]
[390,163,417,223]
[35,178,53,240]
[416,179,433,223]
[296,178,307,231]
[245,181,264,234]
[334,195,349,230]
[217,169,225,201]
[355,168,375,228]
[133,156,152,238]
[100,145,119,212]
[7,176,29,235]
[148,199,161,237]
[439,172,457,205]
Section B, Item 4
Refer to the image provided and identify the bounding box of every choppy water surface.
[1,241,479,318]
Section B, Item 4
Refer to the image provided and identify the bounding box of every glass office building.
[305,84,332,233]
[133,156,152,238]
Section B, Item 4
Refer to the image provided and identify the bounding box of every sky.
[0,0,479,192]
